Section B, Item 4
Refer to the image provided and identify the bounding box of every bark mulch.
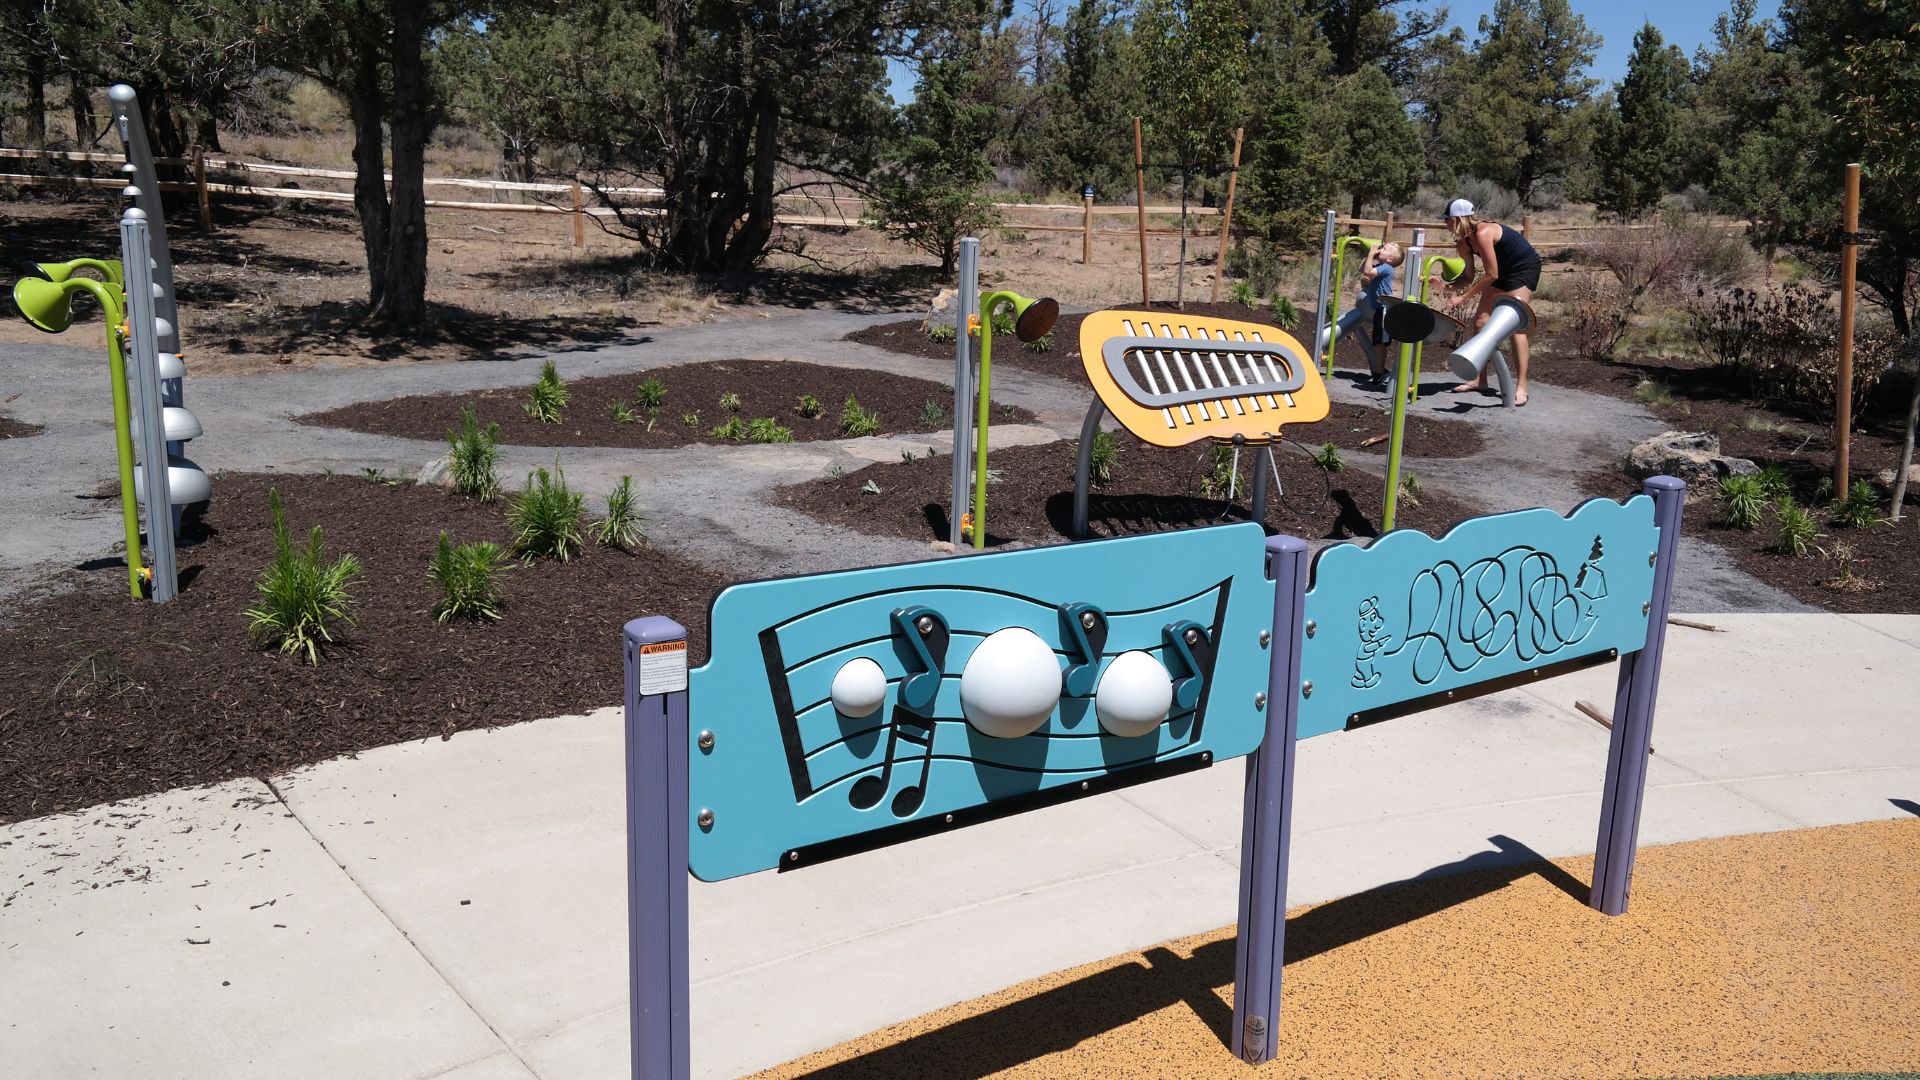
[1542,342,1920,614]
[0,416,42,439]
[775,431,1484,549]
[0,473,728,824]
[298,358,1032,448]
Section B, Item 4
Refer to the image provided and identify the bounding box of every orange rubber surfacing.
[1078,309,1328,448]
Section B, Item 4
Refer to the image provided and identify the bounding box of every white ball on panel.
[1095,650,1174,737]
[830,656,888,718]
[959,627,1062,739]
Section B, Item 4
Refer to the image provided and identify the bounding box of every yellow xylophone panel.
[1078,310,1329,448]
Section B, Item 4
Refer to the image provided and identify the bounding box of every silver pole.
[121,209,177,602]
[950,237,980,550]
[108,86,179,355]
[1310,210,1335,370]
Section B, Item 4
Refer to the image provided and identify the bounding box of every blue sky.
[885,0,1779,100]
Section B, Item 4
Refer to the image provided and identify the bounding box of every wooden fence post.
[571,179,586,250]
[1134,116,1150,305]
[192,145,211,230]
[1522,213,1533,240]
[1382,211,1397,244]
[1836,163,1861,493]
[1209,127,1244,304]
[1082,186,1094,265]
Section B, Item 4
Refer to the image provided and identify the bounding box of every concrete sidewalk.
[5,612,1916,1079]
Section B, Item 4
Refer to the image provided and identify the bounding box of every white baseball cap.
[1446,198,1475,219]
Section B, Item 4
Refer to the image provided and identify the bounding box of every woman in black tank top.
[1437,199,1541,406]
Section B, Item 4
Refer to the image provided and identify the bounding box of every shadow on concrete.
[787,835,1591,1078]
[1891,798,1919,818]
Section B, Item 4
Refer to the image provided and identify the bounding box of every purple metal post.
[1231,534,1308,1064]
[1590,475,1684,916]
[624,616,691,1080]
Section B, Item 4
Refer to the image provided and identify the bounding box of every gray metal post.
[120,209,177,603]
[108,85,179,356]
[950,237,980,550]
[1069,398,1105,537]
[1590,475,1684,916]
[1231,533,1308,1064]
[1311,211,1335,372]
[624,616,691,1080]
[1248,446,1272,525]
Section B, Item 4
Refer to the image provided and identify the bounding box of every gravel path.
[0,310,1805,612]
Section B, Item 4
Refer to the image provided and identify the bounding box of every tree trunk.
[1175,165,1190,308]
[1891,370,1919,522]
[68,74,96,146]
[726,88,780,274]
[196,115,222,153]
[23,54,47,147]
[345,57,390,308]
[375,0,432,330]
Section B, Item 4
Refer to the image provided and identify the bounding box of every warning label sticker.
[638,640,689,695]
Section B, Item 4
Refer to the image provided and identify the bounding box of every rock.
[1623,431,1758,485]
[416,455,454,488]
[921,288,959,334]
[1874,464,1920,488]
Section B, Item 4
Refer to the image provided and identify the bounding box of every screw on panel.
[1305,619,1317,637]
[1258,630,1271,647]
[697,730,715,751]
[944,813,955,823]
[916,615,935,634]
[786,850,799,863]
[1642,602,1651,615]
[1649,553,1658,566]
[1082,611,1098,629]
[1300,681,1313,698]
[1185,627,1201,645]
[1080,781,1090,790]
[1254,692,1267,709]
[1202,751,1212,762]
[1445,690,1454,700]
[697,809,715,829]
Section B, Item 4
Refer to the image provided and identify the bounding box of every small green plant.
[901,449,917,464]
[746,417,794,444]
[709,415,748,440]
[1820,541,1877,593]
[447,404,502,501]
[989,307,1015,336]
[926,322,956,343]
[507,461,586,562]
[52,645,131,701]
[718,390,742,413]
[1200,444,1240,500]
[826,464,845,479]
[1633,379,1675,408]
[1742,414,1787,435]
[1717,474,1766,530]
[916,400,949,428]
[796,394,824,419]
[1400,473,1424,507]
[594,475,646,550]
[609,398,639,424]
[523,360,569,423]
[1022,333,1054,353]
[360,466,395,485]
[682,411,701,428]
[1227,280,1256,306]
[839,395,880,437]
[1773,498,1822,558]
[245,488,361,664]
[1312,441,1345,473]
[427,532,510,623]
[1271,295,1300,331]
[1830,480,1884,529]
[634,378,667,410]
[861,478,882,495]
[1754,464,1792,500]
[1085,430,1122,484]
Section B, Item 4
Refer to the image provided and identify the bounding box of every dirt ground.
[757,815,1920,1080]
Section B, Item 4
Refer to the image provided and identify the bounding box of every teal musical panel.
[1297,496,1659,739]
[688,523,1276,880]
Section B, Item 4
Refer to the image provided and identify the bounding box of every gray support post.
[120,209,177,603]
[1232,534,1309,1064]
[950,238,980,550]
[1311,211,1335,373]
[108,85,180,355]
[624,616,691,1080]
[1069,398,1105,537]
[1590,475,1684,916]
[1249,446,1272,526]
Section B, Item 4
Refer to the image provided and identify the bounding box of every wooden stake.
[1134,117,1150,305]
[1835,163,1860,494]
[192,144,211,230]
[1082,187,1094,265]
[1209,127,1244,304]
[571,179,586,249]
[1576,700,1654,754]
[1522,212,1532,240]
[1382,211,1395,244]
[1667,616,1724,633]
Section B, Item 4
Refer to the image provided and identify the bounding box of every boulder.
[1623,431,1758,485]
[921,288,960,334]
[1874,464,1920,488]
[416,454,454,489]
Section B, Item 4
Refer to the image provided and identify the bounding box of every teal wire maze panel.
[688,523,1276,880]
[1297,496,1659,739]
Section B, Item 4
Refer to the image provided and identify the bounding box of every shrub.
[796,394,824,419]
[1022,333,1054,353]
[861,478,882,495]
[447,404,502,501]
[1270,295,1300,332]
[1199,444,1242,500]
[1312,441,1345,472]
[1717,474,1766,530]
[1820,541,1878,593]
[708,415,748,440]
[245,488,361,664]
[927,321,956,343]
[1634,380,1676,408]
[1687,284,1894,414]
[839,395,880,437]
[1227,280,1257,306]
[1754,465,1792,501]
[507,462,586,561]
[989,307,1015,337]
[745,417,794,444]
[609,398,638,424]
[1773,498,1822,558]
[1400,473,1424,506]
[594,475,646,550]
[718,390,742,413]
[1830,480,1884,529]
[523,360,569,423]
[428,532,510,623]
[1087,430,1121,484]
[681,411,701,428]
[916,400,949,427]
[1563,273,1633,360]
[634,378,667,410]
